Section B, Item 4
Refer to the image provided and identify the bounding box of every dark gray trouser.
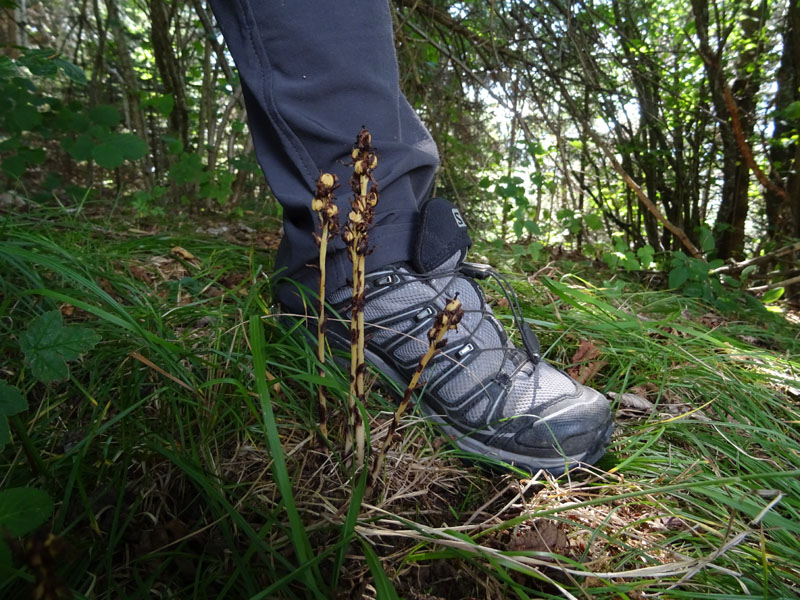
[208,0,439,307]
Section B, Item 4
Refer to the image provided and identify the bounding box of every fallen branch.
[747,275,800,294]
[712,241,800,275]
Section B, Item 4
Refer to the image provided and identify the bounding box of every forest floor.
[2,203,800,599]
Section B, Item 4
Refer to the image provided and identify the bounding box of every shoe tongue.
[412,197,472,274]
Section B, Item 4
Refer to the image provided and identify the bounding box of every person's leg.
[210,1,613,474]
[208,0,439,304]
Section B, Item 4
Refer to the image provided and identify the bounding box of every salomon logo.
[452,208,466,228]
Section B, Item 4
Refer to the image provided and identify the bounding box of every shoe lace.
[459,262,541,364]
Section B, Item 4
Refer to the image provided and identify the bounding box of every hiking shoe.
[322,197,613,475]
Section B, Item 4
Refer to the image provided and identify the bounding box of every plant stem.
[343,128,378,470]
[311,172,339,448]
[367,296,463,495]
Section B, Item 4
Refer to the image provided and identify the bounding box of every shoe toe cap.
[506,381,613,459]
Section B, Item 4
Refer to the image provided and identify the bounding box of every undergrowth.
[1,205,799,599]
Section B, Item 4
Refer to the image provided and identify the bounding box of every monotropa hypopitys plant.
[311,171,339,447]
[367,296,464,495]
[343,128,379,469]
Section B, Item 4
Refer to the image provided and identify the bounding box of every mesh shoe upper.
[326,252,613,474]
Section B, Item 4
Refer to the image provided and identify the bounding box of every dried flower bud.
[357,129,372,148]
[319,172,336,189]
[311,198,324,212]
[369,153,378,169]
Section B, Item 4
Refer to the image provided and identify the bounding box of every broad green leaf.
[62,134,94,161]
[524,220,541,235]
[584,213,603,230]
[92,140,125,169]
[143,93,174,117]
[778,100,800,121]
[88,104,121,127]
[18,48,58,77]
[9,104,42,131]
[762,287,784,304]
[115,132,148,161]
[0,487,53,536]
[18,310,100,383]
[669,266,690,289]
[169,152,205,185]
[636,244,655,266]
[53,57,87,85]
[0,381,26,416]
[1,153,27,178]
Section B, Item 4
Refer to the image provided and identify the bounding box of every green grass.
[1,205,799,599]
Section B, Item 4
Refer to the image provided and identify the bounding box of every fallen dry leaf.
[507,519,569,554]
[129,265,152,284]
[171,246,197,263]
[568,340,607,384]
[608,391,655,412]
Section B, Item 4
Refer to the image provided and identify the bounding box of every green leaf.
[0,538,10,573]
[0,381,26,416]
[62,134,94,161]
[93,132,145,168]
[698,226,715,254]
[524,220,541,235]
[143,93,174,117]
[88,104,121,127]
[583,213,603,230]
[92,139,125,169]
[778,100,800,121]
[636,244,655,266]
[53,57,87,85]
[1,153,28,178]
[360,539,400,600]
[18,49,58,77]
[116,133,148,161]
[761,287,784,304]
[169,152,205,185]
[9,104,42,131]
[0,487,53,536]
[18,310,100,383]
[669,266,690,289]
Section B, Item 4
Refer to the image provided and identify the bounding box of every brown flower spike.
[343,128,379,468]
[312,172,339,446]
[367,296,464,494]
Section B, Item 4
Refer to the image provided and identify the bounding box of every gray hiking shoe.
[324,198,613,475]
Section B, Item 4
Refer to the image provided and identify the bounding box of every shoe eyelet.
[375,274,399,286]
[457,343,474,358]
[414,306,435,321]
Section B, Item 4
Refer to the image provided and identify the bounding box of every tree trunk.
[692,0,766,260]
[0,3,20,57]
[105,0,153,187]
[150,0,189,149]
[767,0,800,243]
